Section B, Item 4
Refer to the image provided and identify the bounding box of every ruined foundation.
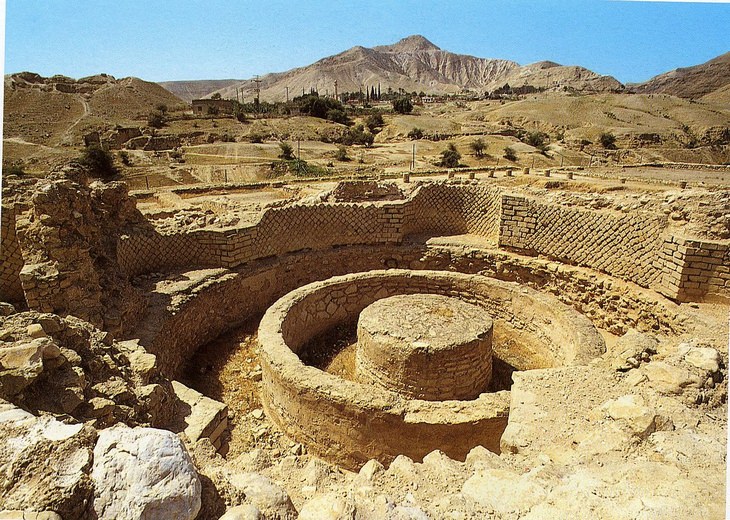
[356,294,494,401]
[258,269,605,470]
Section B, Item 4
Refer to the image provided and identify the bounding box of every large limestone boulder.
[91,424,201,520]
[0,401,95,519]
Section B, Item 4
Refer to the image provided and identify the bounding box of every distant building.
[192,98,235,116]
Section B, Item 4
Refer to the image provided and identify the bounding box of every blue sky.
[3,0,729,84]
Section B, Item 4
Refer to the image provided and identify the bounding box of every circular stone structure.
[356,294,493,400]
[258,269,606,470]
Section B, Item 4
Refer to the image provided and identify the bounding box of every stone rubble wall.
[0,205,25,304]
[499,194,666,288]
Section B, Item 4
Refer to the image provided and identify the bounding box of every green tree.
[470,138,486,158]
[392,97,413,114]
[525,131,550,154]
[211,93,222,100]
[408,127,424,140]
[341,124,374,147]
[80,145,117,179]
[365,113,385,133]
[278,142,295,160]
[438,143,461,168]
[147,110,165,128]
[326,108,349,125]
[503,146,517,162]
[599,132,617,149]
[335,145,350,161]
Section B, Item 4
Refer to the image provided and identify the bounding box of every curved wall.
[257,270,604,470]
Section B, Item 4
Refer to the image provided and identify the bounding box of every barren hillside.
[634,51,730,99]
[3,72,187,147]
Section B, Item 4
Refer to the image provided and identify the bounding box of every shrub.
[408,127,424,140]
[503,146,517,161]
[147,110,165,129]
[438,143,461,168]
[155,103,168,114]
[220,133,236,143]
[80,145,117,179]
[365,113,385,133]
[3,160,25,176]
[278,142,295,160]
[326,108,349,125]
[525,131,548,148]
[118,151,132,166]
[470,138,486,157]
[392,97,413,114]
[341,125,374,147]
[249,133,265,144]
[335,145,350,161]
[599,132,617,149]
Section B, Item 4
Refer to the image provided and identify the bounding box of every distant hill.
[158,79,242,103]
[160,35,624,102]
[633,52,730,99]
[3,72,187,147]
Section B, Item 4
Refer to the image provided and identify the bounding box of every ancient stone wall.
[258,269,603,470]
[119,183,503,277]
[656,236,730,301]
[0,205,25,304]
[402,183,501,241]
[499,194,666,288]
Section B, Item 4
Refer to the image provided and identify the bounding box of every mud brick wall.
[0,205,25,304]
[117,232,215,277]
[403,184,501,241]
[499,194,666,288]
[656,236,729,301]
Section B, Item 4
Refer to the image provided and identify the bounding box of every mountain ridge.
[633,51,730,99]
[160,35,624,102]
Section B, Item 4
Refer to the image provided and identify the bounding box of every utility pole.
[285,86,289,103]
[254,75,261,118]
[411,143,415,170]
[334,80,338,100]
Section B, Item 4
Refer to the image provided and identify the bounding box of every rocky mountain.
[158,79,242,103]
[633,52,730,99]
[161,35,624,102]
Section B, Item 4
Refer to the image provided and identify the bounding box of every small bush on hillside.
[503,146,517,162]
[524,131,550,154]
[147,110,165,129]
[118,151,132,166]
[326,108,350,125]
[408,127,424,140]
[365,113,385,133]
[341,125,374,147]
[599,132,617,149]
[335,145,350,161]
[470,138,486,157]
[249,133,265,144]
[3,160,26,176]
[80,145,117,179]
[278,142,295,160]
[438,143,461,168]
